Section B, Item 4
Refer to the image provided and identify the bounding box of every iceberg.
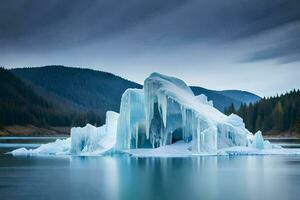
[10,138,71,155]
[11,111,119,156]
[11,72,293,157]
[70,111,119,155]
[252,131,265,150]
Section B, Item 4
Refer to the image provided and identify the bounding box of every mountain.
[0,68,98,130]
[218,90,261,105]
[191,86,260,112]
[11,66,142,120]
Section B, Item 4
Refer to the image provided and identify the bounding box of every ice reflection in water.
[70,156,119,200]
[1,153,300,200]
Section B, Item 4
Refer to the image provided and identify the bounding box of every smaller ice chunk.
[252,131,265,150]
[10,111,119,156]
[246,131,278,150]
[10,138,71,155]
[71,111,119,154]
[70,124,105,154]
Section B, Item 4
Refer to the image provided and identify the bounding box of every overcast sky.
[1,0,300,97]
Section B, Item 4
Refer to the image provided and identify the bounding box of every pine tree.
[272,101,284,131]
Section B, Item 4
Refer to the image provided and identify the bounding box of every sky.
[0,0,300,97]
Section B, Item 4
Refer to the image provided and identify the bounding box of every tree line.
[225,89,300,134]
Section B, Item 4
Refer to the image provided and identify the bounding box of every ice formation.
[71,111,119,154]
[11,138,71,155]
[11,111,119,156]
[116,89,146,150]
[142,73,250,154]
[11,72,286,157]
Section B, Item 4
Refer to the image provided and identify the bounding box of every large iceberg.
[11,72,289,157]
[142,73,251,154]
[114,73,255,154]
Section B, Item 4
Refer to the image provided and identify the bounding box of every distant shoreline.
[0,125,70,137]
[263,131,300,139]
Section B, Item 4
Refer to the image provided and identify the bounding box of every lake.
[1,137,300,200]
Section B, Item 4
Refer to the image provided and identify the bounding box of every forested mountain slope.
[0,68,101,128]
[225,90,300,135]
[12,66,142,119]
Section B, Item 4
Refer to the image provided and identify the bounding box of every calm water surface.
[1,138,300,200]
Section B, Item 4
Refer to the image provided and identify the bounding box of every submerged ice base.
[11,139,300,157]
[10,72,297,157]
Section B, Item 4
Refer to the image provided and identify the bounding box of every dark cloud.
[0,0,188,50]
[243,23,300,63]
[1,1,300,53]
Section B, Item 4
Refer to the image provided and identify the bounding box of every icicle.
[135,123,139,149]
[158,93,168,128]
[197,118,201,152]
[181,106,187,141]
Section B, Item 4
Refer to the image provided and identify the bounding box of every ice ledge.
[123,141,300,157]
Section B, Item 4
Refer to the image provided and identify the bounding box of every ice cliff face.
[11,72,277,156]
[116,89,146,150]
